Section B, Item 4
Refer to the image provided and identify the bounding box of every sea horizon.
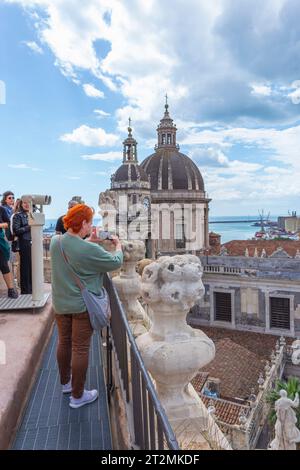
[44,214,281,244]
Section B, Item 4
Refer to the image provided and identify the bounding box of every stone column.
[136,254,231,449]
[113,240,150,336]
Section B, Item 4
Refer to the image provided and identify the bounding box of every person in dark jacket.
[0,205,18,298]
[13,199,32,294]
[55,199,79,234]
[1,191,14,241]
[1,191,14,219]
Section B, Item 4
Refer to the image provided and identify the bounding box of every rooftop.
[222,239,300,258]
[191,326,293,401]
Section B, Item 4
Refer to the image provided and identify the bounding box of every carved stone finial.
[270,350,276,364]
[220,246,228,256]
[279,335,286,347]
[261,248,267,258]
[265,361,271,376]
[136,255,229,448]
[258,372,265,389]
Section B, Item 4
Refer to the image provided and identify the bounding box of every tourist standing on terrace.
[55,199,80,235]
[1,190,14,219]
[50,204,123,409]
[0,204,18,298]
[12,198,32,294]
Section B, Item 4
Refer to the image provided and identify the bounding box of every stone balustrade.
[136,254,231,450]
[113,240,150,337]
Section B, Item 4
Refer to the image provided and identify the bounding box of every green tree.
[266,377,300,427]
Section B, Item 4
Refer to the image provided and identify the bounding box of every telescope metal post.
[29,212,45,303]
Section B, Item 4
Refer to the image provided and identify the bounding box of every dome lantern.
[156,94,178,150]
[123,117,138,163]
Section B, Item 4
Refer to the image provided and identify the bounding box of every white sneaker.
[62,378,72,394]
[69,389,98,409]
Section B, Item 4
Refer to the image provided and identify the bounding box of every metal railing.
[104,274,180,450]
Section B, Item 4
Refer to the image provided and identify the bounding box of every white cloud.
[22,40,43,54]
[60,125,118,147]
[251,83,272,97]
[65,176,81,180]
[8,163,42,171]
[81,151,121,161]
[94,109,110,117]
[190,147,230,167]
[8,163,30,169]
[7,0,300,210]
[288,80,300,104]
[83,83,104,99]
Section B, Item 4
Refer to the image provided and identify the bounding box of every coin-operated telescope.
[21,194,52,304]
[21,194,51,212]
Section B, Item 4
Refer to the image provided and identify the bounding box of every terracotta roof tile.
[191,372,209,392]
[222,239,300,257]
[199,338,264,399]
[201,395,249,425]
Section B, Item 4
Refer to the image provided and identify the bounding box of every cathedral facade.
[99,101,210,258]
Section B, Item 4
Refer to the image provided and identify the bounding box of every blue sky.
[1,0,300,219]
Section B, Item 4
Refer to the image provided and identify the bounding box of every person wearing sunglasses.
[1,191,15,218]
[0,203,18,298]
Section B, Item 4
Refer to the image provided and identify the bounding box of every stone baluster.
[136,254,231,449]
[113,240,150,337]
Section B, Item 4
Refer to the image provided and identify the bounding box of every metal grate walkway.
[12,326,112,450]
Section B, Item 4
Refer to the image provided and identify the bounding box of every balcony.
[0,241,231,451]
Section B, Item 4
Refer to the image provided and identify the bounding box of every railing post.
[113,240,150,337]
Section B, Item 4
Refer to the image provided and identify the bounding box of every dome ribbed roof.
[113,163,149,182]
[141,149,204,191]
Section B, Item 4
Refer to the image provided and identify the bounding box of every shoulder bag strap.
[58,235,85,291]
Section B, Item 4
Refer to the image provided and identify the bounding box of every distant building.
[278,214,300,233]
[189,247,300,338]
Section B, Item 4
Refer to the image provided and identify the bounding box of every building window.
[167,133,171,144]
[270,297,290,330]
[175,223,185,249]
[162,134,166,144]
[214,292,232,322]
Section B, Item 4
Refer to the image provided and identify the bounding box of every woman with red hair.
[50,204,123,409]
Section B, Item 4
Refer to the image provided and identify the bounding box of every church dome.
[140,98,204,191]
[141,149,204,191]
[113,163,149,182]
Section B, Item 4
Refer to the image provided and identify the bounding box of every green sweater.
[50,233,123,314]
